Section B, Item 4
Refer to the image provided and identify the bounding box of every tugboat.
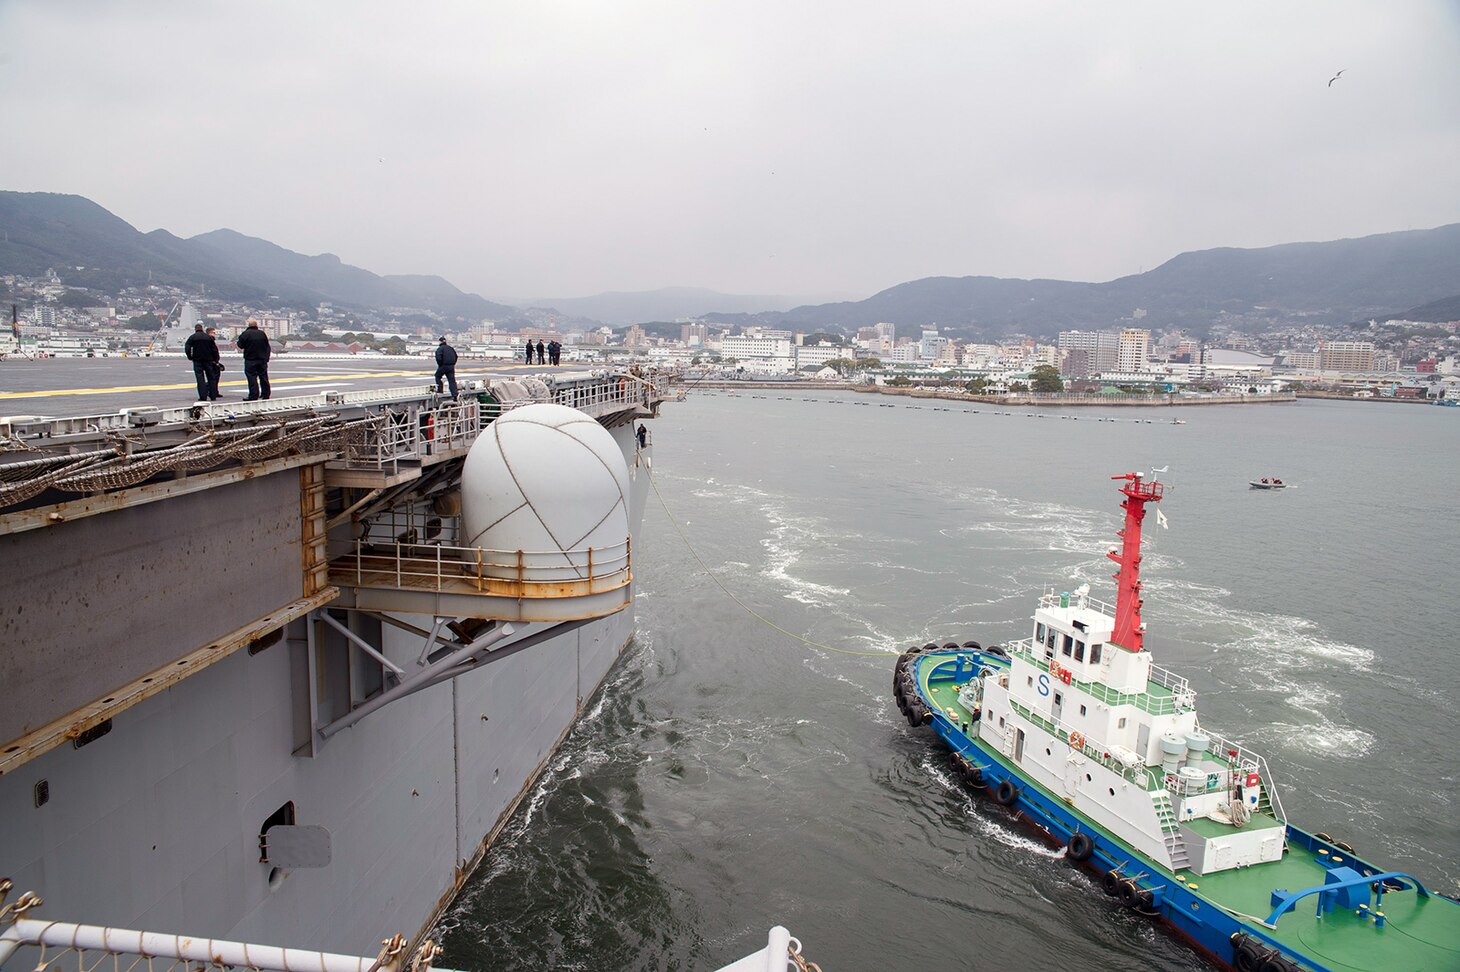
[893,473,1458,971]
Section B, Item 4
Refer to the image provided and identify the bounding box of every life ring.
[1067,832,1094,861]
[995,781,1019,806]
[1068,731,1085,750]
[1049,659,1061,675]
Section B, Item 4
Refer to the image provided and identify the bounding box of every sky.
[2,1,1458,302]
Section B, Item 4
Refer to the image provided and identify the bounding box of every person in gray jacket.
[235,320,272,400]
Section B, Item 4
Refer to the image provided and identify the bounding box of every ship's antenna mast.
[1107,472,1165,652]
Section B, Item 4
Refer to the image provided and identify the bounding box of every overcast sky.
[3,1,1458,301]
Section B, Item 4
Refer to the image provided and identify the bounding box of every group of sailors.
[525,339,562,365]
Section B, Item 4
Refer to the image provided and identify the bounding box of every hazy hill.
[5,191,1456,334]
[729,224,1460,338]
[0,191,521,322]
[518,286,813,325]
[1386,293,1460,324]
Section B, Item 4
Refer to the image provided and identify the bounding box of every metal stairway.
[1151,791,1190,871]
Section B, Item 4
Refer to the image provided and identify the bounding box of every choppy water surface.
[437,394,1459,971]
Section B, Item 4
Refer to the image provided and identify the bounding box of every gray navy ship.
[0,355,676,963]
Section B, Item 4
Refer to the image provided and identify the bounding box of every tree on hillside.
[123,312,163,331]
[1030,365,1063,393]
[965,377,989,394]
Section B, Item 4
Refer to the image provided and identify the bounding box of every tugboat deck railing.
[1005,639,1191,715]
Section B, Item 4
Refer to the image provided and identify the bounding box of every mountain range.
[714,224,1460,337]
[2,191,1457,335]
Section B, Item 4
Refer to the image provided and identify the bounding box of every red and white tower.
[1107,472,1165,653]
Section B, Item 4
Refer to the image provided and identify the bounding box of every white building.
[1117,328,1151,373]
[1058,330,1120,374]
[795,344,850,370]
[720,333,794,373]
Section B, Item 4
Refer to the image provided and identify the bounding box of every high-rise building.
[1117,328,1151,372]
[680,323,708,347]
[1057,330,1119,374]
[1320,340,1375,372]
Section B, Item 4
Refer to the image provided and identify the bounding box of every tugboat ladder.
[1150,790,1190,871]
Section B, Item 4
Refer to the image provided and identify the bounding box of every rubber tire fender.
[961,640,982,651]
[995,780,1019,806]
[1118,879,1143,909]
[1230,933,1264,972]
[1067,831,1095,862]
[1233,948,1262,972]
[1101,871,1121,896]
[986,645,1010,660]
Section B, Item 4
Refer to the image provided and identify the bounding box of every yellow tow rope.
[645,466,893,658]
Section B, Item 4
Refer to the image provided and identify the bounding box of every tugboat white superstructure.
[894,473,1459,972]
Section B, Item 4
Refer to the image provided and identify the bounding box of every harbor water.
[436,392,1460,971]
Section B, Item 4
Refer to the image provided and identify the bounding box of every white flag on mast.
[1155,507,1170,529]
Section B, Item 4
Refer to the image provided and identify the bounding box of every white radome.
[461,403,630,579]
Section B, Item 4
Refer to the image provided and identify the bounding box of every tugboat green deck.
[893,474,1459,971]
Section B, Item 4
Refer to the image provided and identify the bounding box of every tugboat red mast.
[1107,472,1164,653]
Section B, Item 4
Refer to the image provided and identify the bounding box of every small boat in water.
[1249,478,1287,490]
[893,473,1458,971]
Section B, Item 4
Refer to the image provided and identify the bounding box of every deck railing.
[1039,588,1117,618]
[1001,695,1152,786]
[335,537,631,598]
[1198,727,1287,823]
[1006,640,1188,715]
[341,398,481,472]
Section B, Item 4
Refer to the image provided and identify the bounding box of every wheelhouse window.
[1074,640,1086,662]
[1035,622,1046,643]
[1062,634,1073,657]
[1045,628,1056,650]
[1090,643,1103,665]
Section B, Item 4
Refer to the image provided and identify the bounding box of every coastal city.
[3,270,1457,401]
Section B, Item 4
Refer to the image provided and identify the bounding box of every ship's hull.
[0,423,651,956]
[897,646,1460,972]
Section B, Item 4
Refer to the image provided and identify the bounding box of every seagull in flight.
[1328,69,1344,87]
